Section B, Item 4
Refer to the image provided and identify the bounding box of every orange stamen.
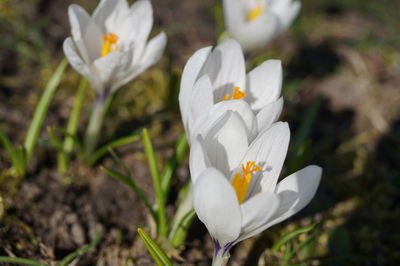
[232,161,262,204]
[101,33,119,57]
[222,87,247,101]
[247,0,264,22]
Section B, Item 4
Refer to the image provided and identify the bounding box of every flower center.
[232,161,262,204]
[101,33,119,57]
[222,87,247,101]
[247,0,264,22]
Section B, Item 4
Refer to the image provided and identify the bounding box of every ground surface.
[0,0,400,265]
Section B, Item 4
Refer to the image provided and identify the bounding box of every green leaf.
[58,77,87,173]
[24,59,68,161]
[58,230,102,266]
[287,95,322,164]
[282,226,319,265]
[142,129,168,237]
[286,139,312,175]
[0,256,48,266]
[0,131,26,176]
[328,226,352,258]
[56,128,84,154]
[63,77,87,155]
[137,228,172,266]
[161,133,188,197]
[86,134,140,166]
[100,165,156,221]
[14,146,27,177]
[47,126,64,152]
[272,223,318,252]
[169,209,196,248]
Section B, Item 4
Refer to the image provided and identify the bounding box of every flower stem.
[84,94,107,156]
[212,249,230,266]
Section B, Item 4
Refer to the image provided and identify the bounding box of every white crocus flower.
[223,0,301,51]
[64,0,167,99]
[190,112,322,265]
[179,39,283,142]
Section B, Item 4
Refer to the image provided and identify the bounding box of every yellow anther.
[247,0,264,22]
[232,161,262,204]
[222,87,247,101]
[101,33,119,57]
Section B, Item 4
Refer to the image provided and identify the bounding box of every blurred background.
[0,0,399,265]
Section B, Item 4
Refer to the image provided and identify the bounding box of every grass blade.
[87,134,140,166]
[100,166,156,221]
[0,131,25,176]
[47,127,63,152]
[24,59,68,161]
[272,223,318,252]
[169,209,196,248]
[283,227,318,265]
[142,129,167,237]
[0,256,48,266]
[161,133,188,196]
[137,228,172,266]
[0,131,17,164]
[63,78,87,155]
[57,78,87,172]
[287,95,323,163]
[58,230,102,266]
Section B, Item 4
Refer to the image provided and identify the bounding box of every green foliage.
[24,59,68,161]
[137,228,173,266]
[328,226,353,260]
[287,96,323,171]
[101,151,156,221]
[169,209,196,248]
[0,131,26,177]
[0,256,48,266]
[142,128,168,237]
[58,230,103,266]
[160,133,188,197]
[87,134,141,166]
[272,223,319,252]
[271,223,319,265]
[57,77,87,172]
[0,230,102,266]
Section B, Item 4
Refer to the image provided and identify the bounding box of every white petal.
[269,0,292,13]
[68,4,103,63]
[204,112,249,177]
[256,97,284,132]
[259,165,322,230]
[229,12,280,51]
[179,46,213,134]
[190,100,257,142]
[63,37,90,77]
[63,37,102,91]
[138,32,167,72]
[271,1,301,30]
[193,168,241,245]
[242,122,290,197]
[188,75,214,130]
[92,50,132,93]
[128,0,154,60]
[223,0,246,33]
[189,136,211,183]
[236,192,280,242]
[112,32,166,92]
[199,39,246,101]
[245,60,282,111]
[93,0,129,32]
